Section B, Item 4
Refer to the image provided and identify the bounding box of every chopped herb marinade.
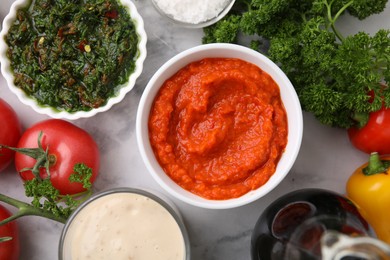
[6,0,139,112]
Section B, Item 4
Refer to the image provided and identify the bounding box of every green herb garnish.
[6,0,139,112]
[203,0,390,128]
[0,163,93,225]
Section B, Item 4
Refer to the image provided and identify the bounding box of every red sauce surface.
[148,58,288,200]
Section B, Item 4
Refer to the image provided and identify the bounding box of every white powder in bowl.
[153,0,232,24]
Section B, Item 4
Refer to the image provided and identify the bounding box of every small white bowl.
[136,43,303,209]
[0,0,147,120]
[151,0,235,28]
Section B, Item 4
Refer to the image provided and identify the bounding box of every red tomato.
[0,99,22,172]
[0,204,20,260]
[15,119,100,195]
[348,106,390,154]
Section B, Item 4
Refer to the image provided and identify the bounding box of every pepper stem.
[362,152,390,176]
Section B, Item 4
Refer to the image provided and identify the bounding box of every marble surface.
[0,1,389,259]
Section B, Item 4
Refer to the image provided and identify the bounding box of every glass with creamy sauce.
[59,188,190,260]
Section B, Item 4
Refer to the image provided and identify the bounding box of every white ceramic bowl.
[0,0,147,120]
[136,43,303,209]
[151,0,235,28]
[59,187,190,260]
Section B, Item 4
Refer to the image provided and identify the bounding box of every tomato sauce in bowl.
[148,58,288,200]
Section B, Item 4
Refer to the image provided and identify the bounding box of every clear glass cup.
[284,214,390,259]
[59,187,191,260]
[321,230,390,260]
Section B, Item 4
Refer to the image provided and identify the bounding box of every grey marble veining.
[0,1,389,260]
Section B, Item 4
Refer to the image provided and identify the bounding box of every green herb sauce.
[6,0,139,112]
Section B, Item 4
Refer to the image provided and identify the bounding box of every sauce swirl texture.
[149,58,288,200]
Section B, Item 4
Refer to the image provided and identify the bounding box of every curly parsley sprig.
[203,0,390,128]
[0,163,93,226]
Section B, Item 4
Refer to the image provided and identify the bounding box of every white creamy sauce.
[153,0,231,24]
[62,192,185,260]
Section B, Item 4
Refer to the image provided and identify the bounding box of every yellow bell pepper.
[346,152,390,244]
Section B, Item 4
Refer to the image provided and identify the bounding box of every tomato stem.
[0,193,67,226]
[0,131,52,180]
[351,111,370,129]
[362,152,390,176]
[0,237,12,243]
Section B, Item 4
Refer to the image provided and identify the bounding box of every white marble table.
[0,1,389,259]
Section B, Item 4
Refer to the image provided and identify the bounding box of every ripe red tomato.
[15,119,100,195]
[348,106,390,154]
[0,99,22,172]
[0,204,20,260]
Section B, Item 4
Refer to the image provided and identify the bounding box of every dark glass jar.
[250,188,390,260]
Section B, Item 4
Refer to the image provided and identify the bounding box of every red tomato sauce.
[148,58,288,200]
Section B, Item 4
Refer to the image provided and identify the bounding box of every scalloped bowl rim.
[136,43,303,209]
[0,0,147,120]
